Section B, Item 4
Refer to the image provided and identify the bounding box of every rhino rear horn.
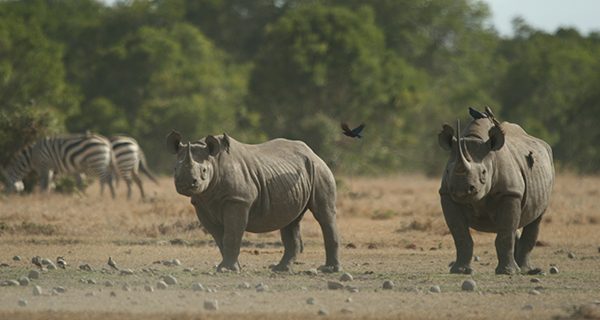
[438,124,456,151]
[166,130,183,154]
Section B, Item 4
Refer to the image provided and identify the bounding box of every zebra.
[99,135,158,199]
[0,133,119,197]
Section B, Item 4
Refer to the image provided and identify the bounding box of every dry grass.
[1,174,600,320]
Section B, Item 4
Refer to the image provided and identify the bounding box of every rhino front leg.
[493,196,521,275]
[218,202,249,273]
[515,214,543,274]
[441,195,474,274]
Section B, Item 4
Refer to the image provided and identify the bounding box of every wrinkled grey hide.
[167,131,341,273]
[438,109,554,275]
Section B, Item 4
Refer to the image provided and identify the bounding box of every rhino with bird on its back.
[166,131,341,273]
[438,107,554,275]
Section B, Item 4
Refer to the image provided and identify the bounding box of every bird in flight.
[341,123,365,139]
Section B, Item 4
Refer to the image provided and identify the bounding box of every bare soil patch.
[1,174,599,319]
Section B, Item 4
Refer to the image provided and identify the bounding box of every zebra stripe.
[2,133,118,197]
[99,136,157,199]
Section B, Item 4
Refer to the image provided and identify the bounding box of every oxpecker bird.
[341,123,365,139]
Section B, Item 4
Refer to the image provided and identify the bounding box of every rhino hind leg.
[309,185,341,273]
[515,214,543,274]
[272,213,305,272]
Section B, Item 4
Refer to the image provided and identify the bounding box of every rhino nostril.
[468,185,476,194]
[191,178,198,188]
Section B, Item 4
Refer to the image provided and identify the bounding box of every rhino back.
[496,122,554,226]
[217,138,323,233]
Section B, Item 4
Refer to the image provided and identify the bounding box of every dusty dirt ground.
[1,174,600,319]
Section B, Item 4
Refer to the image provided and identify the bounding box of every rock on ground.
[28,270,40,279]
[461,279,476,291]
[33,285,43,296]
[192,283,205,292]
[327,281,344,290]
[382,280,394,290]
[549,266,559,274]
[429,285,441,293]
[162,275,178,285]
[204,300,218,311]
[156,281,168,290]
[339,272,353,282]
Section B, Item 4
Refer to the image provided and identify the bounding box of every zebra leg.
[126,178,132,200]
[132,172,145,200]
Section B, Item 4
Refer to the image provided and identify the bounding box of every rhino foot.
[495,264,520,275]
[317,264,342,273]
[270,263,293,273]
[450,264,473,274]
[217,261,240,273]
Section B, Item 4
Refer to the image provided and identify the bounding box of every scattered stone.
[577,303,600,319]
[46,262,57,270]
[382,280,394,290]
[305,268,318,276]
[327,281,344,290]
[110,291,117,297]
[156,281,168,290]
[120,269,134,275]
[341,308,353,314]
[87,279,97,284]
[162,260,173,266]
[306,297,316,305]
[41,258,53,266]
[144,285,154,292]
[0,263,9,267]
[567,252,576,259]
[461,279,476,292]
[33,285,43,296]
[473,256,481,262]
[346,285,359,293]
[79,264,93,271]
[13,256,22,261]
[531,278,541,283]
[429,285,441,293]
[171,259,182,266]
[53,286,66,293]
[162,275,178,285]
[85,292,96,297]
[318,309,329,316]
[122,284,131,292]
[28,270,40,280]
[345,243,357,249]
[339,272,353,282]
[192,283,205,292]
[18,277,30,286]
[204,299,218,311]
[256,283,269,292]
[238,282,251,289]
[183,268,194,272]
[529,289,541,295]
[104,280,114,287]
[2,280,20,286]
[522,304,534,311]
[345,297,353,303]
[18,299,27,307]
[549,266,559,274]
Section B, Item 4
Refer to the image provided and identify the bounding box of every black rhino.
[167,131,341,273]
[438,107,554,275]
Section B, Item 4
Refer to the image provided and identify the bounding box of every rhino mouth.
[450,186,482,203]
[175,181,201,196]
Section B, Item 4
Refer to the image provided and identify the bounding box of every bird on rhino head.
[438,107,554,275]
[167,130,341,273]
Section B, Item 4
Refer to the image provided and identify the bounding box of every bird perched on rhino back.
[438,107,554,275]
[166,131,341,273]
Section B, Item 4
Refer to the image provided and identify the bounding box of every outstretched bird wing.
[341,122,351,133]
[351,124,365,136]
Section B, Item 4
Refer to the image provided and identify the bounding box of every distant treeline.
[1,0,600,175]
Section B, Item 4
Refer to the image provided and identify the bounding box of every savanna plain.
[0,174,599,320]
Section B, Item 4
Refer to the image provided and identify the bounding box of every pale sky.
[484,0,600,36]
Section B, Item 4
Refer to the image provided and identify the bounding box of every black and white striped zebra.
[100,136,157,199]
[1,133,119,197]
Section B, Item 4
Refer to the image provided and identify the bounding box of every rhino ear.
[489,125,505,151]
[166,130,183,154]
[205,135,221,156]
[438,124,456,151]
